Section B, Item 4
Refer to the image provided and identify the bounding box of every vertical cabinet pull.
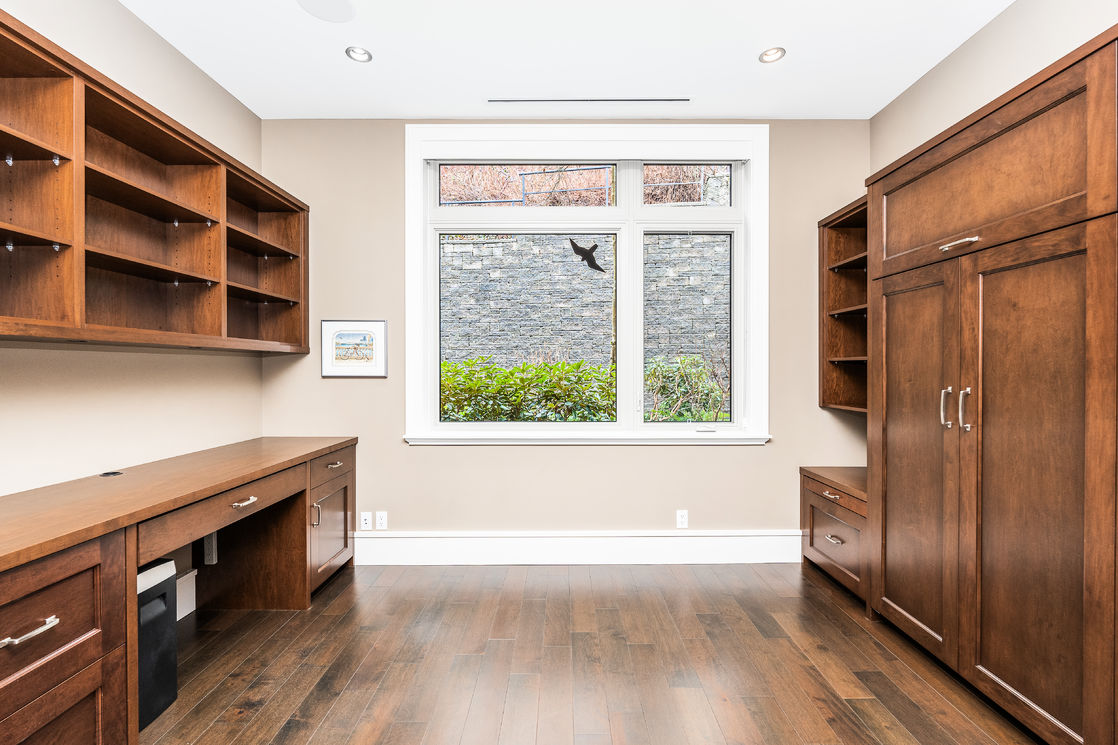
[958,386,972,432]
[940,387,953,429]
[312,502,322,528]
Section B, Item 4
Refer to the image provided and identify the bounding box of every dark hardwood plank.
[499,672,541,745]
[143,564,1046,745]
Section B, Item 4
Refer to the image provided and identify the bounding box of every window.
[405,124,770,444]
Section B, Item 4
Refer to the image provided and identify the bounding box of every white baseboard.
[352,529,802,565]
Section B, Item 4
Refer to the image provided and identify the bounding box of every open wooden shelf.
[0,122,68,161]
[0,13,310,353]
[0,219,69,247]
[827,251,867,271]
[227,280,299,305]
[226,223,299,258]
[828,303,868,318]
[86,245,219,286]
[818,196,868,412]
[85,164,219,224]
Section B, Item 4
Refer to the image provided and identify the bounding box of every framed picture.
[321,320,387,378]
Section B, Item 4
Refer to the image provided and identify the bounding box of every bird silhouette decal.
[570,238,606,273]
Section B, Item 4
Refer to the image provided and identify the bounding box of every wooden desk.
[0,436,357,744]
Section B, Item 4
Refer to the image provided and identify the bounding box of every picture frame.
[321,320,387,378]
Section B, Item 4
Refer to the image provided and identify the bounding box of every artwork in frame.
[321,320,388,378]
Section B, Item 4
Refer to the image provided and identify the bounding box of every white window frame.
[404,124,770,445]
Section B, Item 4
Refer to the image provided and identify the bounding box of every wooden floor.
[142,563,1042,745]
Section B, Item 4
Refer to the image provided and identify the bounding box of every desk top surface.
[0,436,356,572]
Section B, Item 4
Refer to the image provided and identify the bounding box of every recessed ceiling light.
[297,0,356,23]
[345,46,373,63]
[758,47,786,63]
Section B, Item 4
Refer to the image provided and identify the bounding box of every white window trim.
[404,124,770,445]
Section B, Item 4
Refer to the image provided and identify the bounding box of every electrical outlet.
[359,512,372,530]
[676,509,688,529]
[375,511,388,530]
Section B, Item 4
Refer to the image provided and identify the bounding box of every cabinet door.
[957,217,1116,745]
[309,472,354,590]
[869,260,961,666]
[0,646,127,745]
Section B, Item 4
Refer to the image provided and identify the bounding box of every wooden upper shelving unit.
[818,195,868,412]
[0,10,309,353]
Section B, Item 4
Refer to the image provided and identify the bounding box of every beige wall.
[0,0,267,496]
[870,0,1118,171]
[259,119,870,532]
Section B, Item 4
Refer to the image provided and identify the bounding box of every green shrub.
[440,357,616,422]
[644,355,729,422]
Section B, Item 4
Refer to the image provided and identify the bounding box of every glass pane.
[439,164,616,206]
[643,164,731,206]
[440,233,617,421]
[644,233,731,421]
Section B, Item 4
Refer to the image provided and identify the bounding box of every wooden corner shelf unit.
[0,11,309,353]
[818,195,868,412]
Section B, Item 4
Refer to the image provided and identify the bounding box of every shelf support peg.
[52,155,60,166]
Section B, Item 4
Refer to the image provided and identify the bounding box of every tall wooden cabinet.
[867,29,1118,745]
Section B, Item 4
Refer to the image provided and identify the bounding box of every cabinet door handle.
[939,236,980,252]
[958,386,972,432]
[0,615,60,648]
[940,386,953,429]
[312,502,322,528]
[326,461,344,469]
[821,490,842,501]
[824,534,844,545]
[231,495,257,509]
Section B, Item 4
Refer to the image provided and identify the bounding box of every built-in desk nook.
[0,437,356,743]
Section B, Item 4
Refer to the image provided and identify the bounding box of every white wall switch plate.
[375,511,388,530]
[359,512,372,530]
[676,509,688,529]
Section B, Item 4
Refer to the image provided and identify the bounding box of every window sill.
[403,432,772,446]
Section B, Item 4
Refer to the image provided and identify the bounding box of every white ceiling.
[117,0,1016,120]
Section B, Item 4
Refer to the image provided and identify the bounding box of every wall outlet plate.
[676,509,688,529]
[375,511,388,530]
[359,512,372,530]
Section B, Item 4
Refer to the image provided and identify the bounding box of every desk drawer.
[309,445,355,488]
[802,476,867,518]
[138,464,307,564]
[0,532,125,721]
[0,646,127,745]
[801,490,866,599]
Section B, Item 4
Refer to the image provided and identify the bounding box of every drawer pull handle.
[312,502,322,528]
[824,534,844,545]
[0,615,60,648]
[958,386,972,432]
[939,236,979,252]
[326,461,344,469]
[231,495,258,509]
[821,490,842,501]
[940,386,953,429]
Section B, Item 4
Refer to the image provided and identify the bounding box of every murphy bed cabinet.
[0,11,309,353]
[867,28,1118,745]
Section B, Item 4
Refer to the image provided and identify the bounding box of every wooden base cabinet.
[308,447,356,591]
[869,218,1117,745]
